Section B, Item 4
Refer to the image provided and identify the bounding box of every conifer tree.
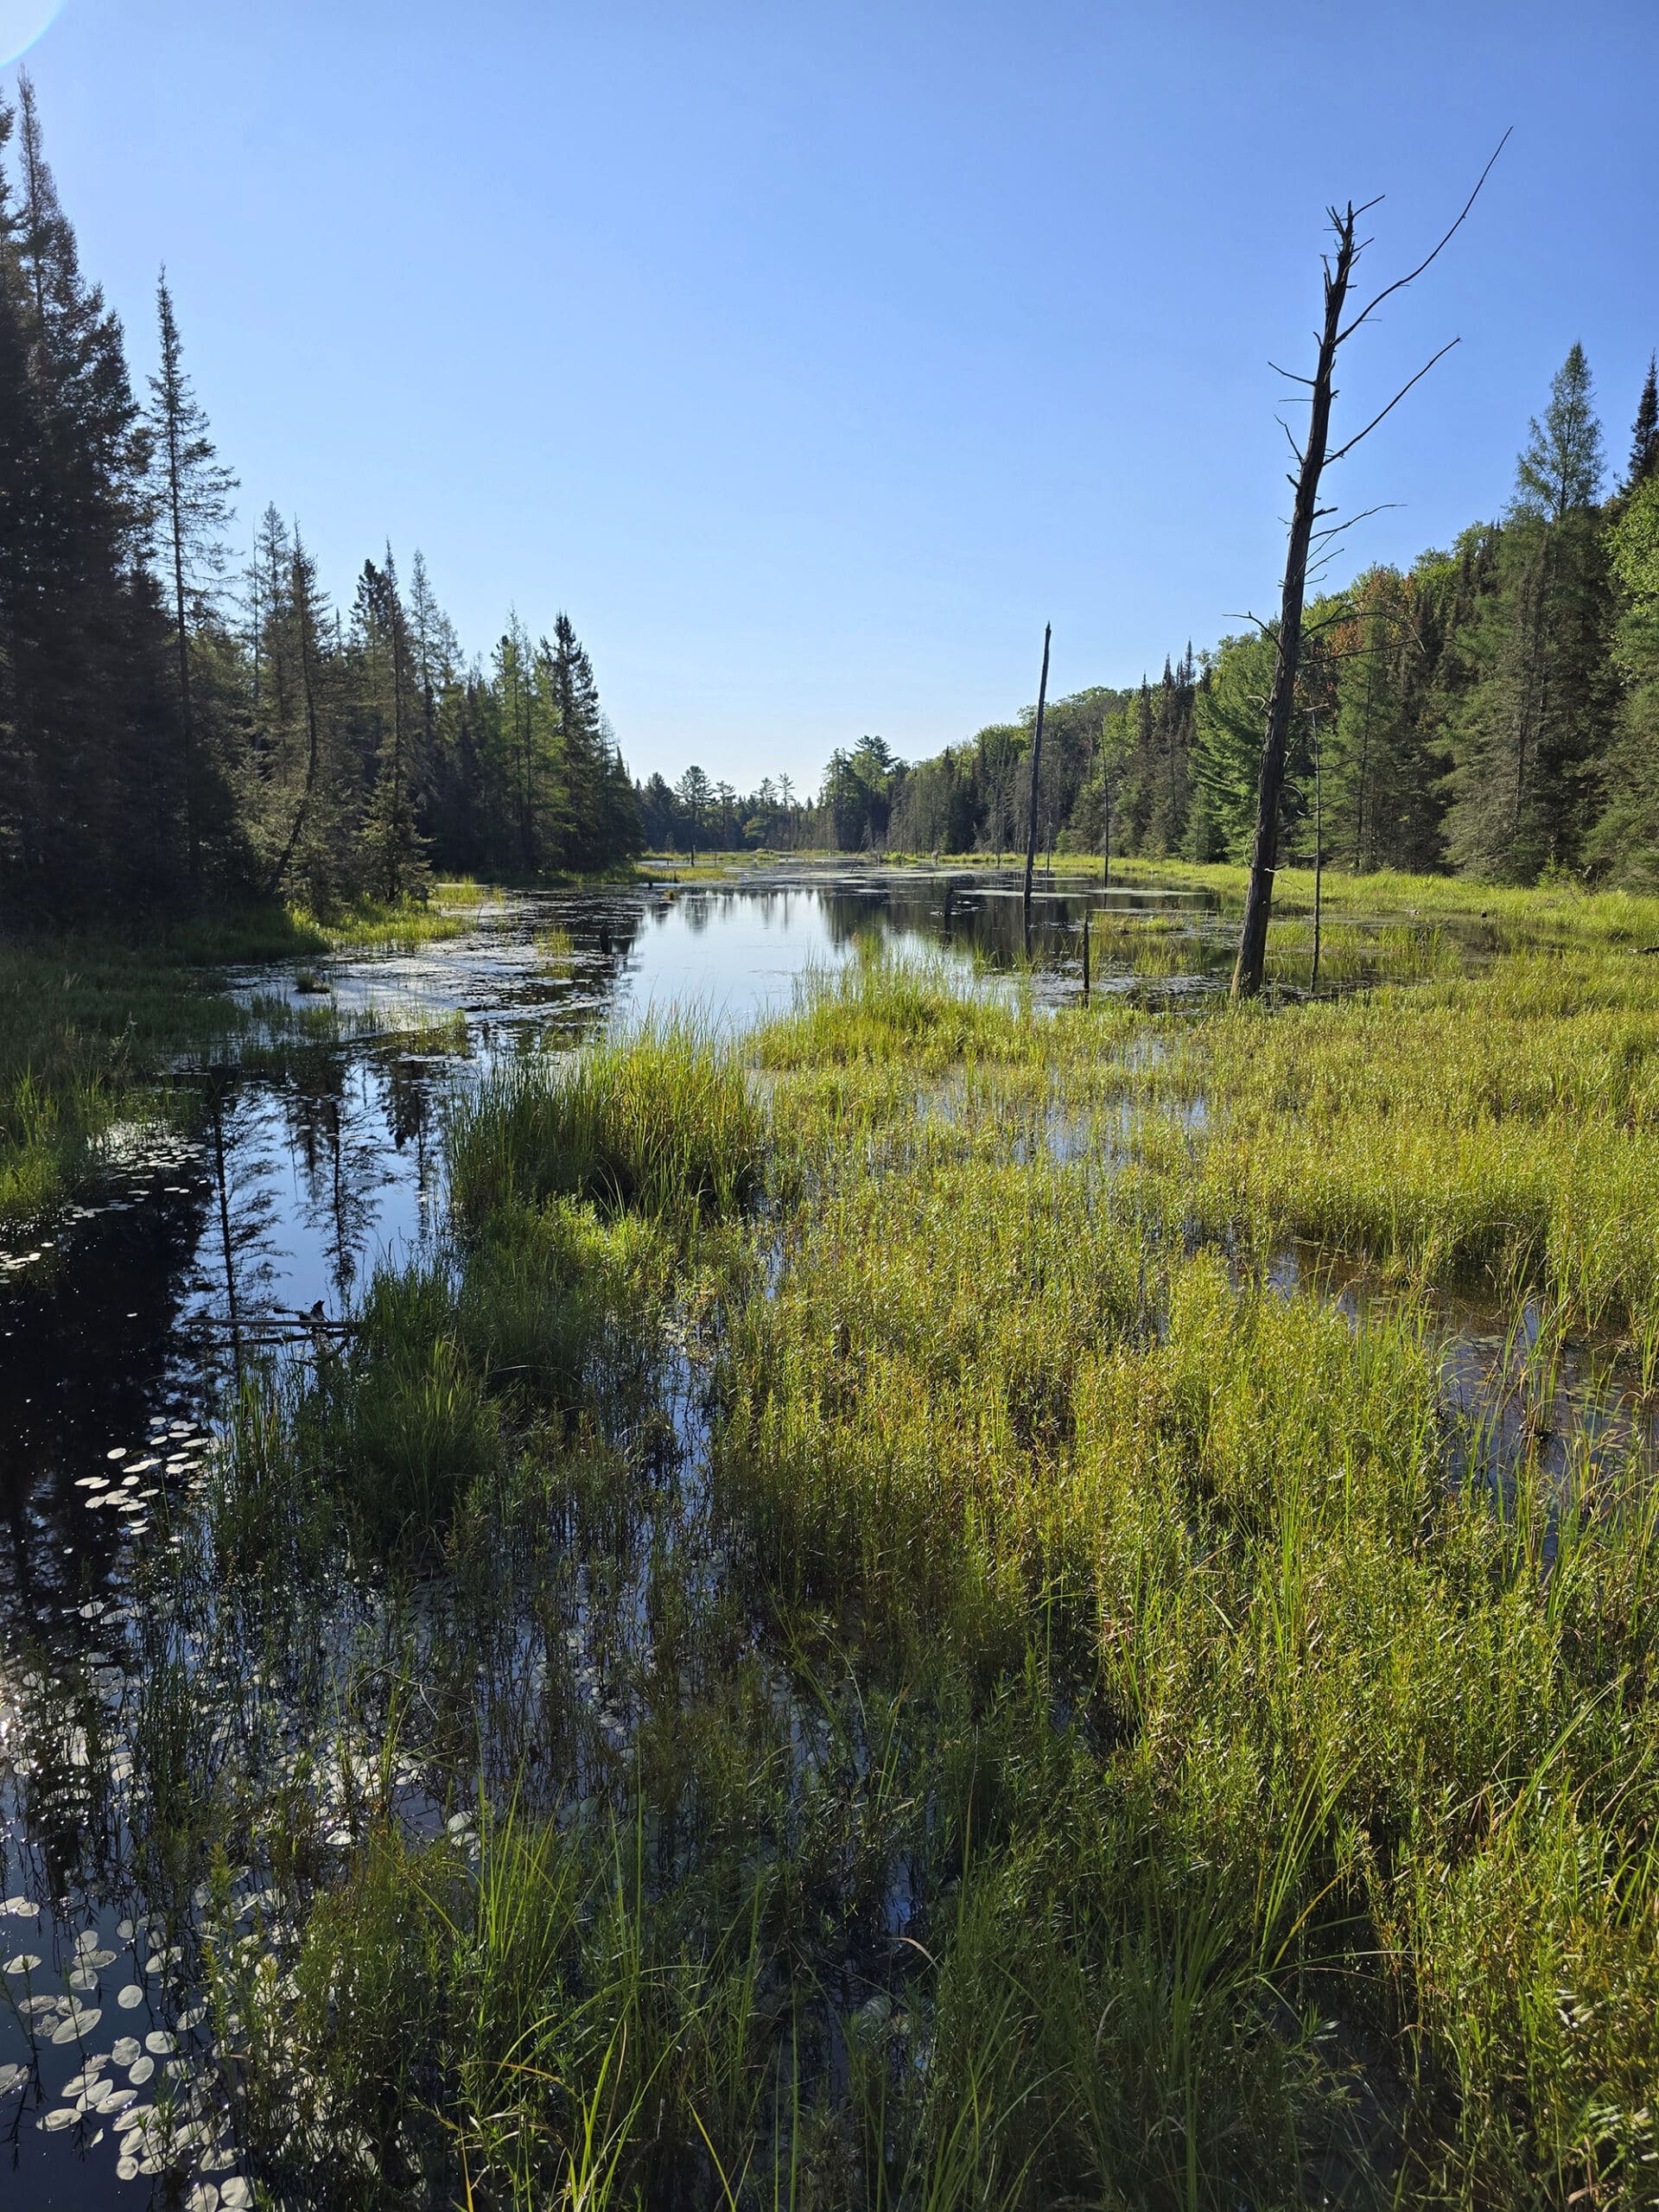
[0,76,163,917]
[1446,348,1613,879]
[1624,354,1658,496]
[148,269,237,893]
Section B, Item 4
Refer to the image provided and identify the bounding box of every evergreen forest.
[644,346,1659,889]
[0,78,641,927]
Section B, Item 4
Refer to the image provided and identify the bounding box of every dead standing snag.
[1230,139,1508,1001]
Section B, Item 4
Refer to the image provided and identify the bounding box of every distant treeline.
[0,79,640,925]
[649,344,1659,887]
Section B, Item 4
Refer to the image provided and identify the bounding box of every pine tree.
[148,269,238,893]
[1513,342,1605,522]
[1623,354,1658,496]
[0,75,166,918]
[550,611,608,868]
[1445,352,1615,879]
[353,550,426,900]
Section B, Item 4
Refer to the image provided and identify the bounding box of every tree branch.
[1336,131,1511,344]
[1325,339,1461,463]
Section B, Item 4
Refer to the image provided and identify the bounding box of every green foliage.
[448,1018,766,1228]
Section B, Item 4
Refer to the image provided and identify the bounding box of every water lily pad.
[86,1948,117,1969]
[116,1984,144,2008]
[106,1447,127,1461]
[128,2053,154,2084]
[176,2004,207,2030]
[219,2182,251,2210]
[3,1953,41,1973]
[144,2030,175,2055]
[52,2003,101,2042]
[68,1967,99,1993]
[3,1897,40,1916]
[116,1919,135,1942]
[116,2156,141,2181]
[0,2063,25,2094]
[42,2106,79,2129]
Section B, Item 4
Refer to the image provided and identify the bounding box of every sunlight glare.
[1,0,63,69]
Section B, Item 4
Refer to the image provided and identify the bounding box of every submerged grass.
[45,900,1659,2209]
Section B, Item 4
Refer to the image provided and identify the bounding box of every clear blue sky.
[4,0,1656,791]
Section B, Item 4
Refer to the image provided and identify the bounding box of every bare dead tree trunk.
[1231,214,1357,1001]
[1311,706,1323,990]
[1022,622,1052,940]
[1230,140,1503,1000]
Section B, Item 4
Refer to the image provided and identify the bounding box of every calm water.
[0,870,1642,2205]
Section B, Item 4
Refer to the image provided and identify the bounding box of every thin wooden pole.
[1311,705,1323,992]
[1082,909,1090,1003]
[1022,622,1052,943]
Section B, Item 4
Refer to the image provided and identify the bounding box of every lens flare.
[1,0,64,68]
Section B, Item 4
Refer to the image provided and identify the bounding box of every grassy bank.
[79,912,1652,2211]
[0,892,474,1230]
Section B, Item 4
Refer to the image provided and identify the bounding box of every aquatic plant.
[448,1017,766,1227]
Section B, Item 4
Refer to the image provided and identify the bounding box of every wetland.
[3,861,1658,2210]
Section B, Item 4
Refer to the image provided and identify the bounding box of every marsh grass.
[448,1017,766,1228]
[1142,944,1659,1362]
[52,899,1659,2209]
[0,894,473,1228]
[534,922,578,969]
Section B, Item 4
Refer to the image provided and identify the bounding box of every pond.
[0,867,1645,2207]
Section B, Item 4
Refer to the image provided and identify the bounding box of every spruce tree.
[1513,342,1605,521]
[1,76,164,918]
[147,269,238,893]
[1624,354,1658,496]
[1443,352,1613,878]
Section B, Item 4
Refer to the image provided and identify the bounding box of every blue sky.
[4,0,1656,790]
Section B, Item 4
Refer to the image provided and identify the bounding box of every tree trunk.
[168,433,198,896]
[1022,623,1052,936]
[265,570,321,898]
[1311,707,1323,989]
[1231,211,1360,1001]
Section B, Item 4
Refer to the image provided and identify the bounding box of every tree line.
[0,78,639,925]
[642,345,1658,889]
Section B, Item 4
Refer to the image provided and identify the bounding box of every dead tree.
[1022,622,1052,938]
[1231,143,1506,1000]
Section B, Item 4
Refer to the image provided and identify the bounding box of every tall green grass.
[448,1018,766,1227]
[70,903,1659,2209]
